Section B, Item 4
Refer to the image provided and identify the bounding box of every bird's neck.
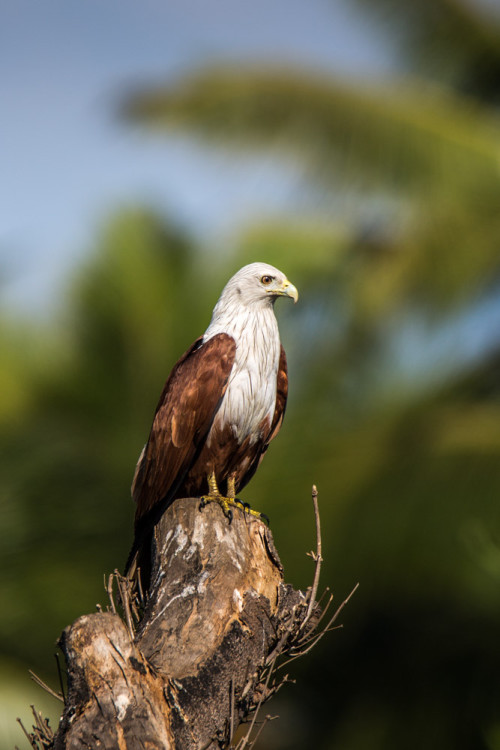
[203,300,278,346]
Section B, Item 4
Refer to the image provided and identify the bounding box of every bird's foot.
[200,473,268,523]
[199,494,267,524]
[236,499,269,524]
[199,494,235,521]
[225,474,268,521]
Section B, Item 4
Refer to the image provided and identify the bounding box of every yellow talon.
[199,472,266,522]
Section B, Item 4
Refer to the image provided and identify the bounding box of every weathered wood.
[55,612,174,750]
[139,497,283,675]
[52,498,311,749]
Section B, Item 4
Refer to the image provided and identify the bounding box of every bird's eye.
[261,275,273,285]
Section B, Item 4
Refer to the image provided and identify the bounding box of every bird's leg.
[198,471,220,510]
[208,471,219,496]
[199,472,234,520]
[226,475,236,499]
[200,471,229,515]
[199,472,264,522]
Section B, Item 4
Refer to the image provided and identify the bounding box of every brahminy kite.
[126,262,298,587]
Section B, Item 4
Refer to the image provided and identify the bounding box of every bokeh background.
[3,1,500,747]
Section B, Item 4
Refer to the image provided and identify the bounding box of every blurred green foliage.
[4,206,500,749]
[4,1,500,748]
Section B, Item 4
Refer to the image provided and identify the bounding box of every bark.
[50,498,317,750]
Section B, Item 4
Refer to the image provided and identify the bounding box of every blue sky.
[1,0,395,314]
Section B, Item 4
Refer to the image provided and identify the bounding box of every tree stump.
[24,492,355,750]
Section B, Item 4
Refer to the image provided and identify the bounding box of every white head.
[203,262,298,342]
[214,262,298,314]
[205,263,298,436]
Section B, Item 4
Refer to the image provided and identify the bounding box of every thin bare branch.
[300,485,322,632]
[238,657,277,749]
[29,670,64,703]
[17,718,34,747]
[247,714,279,748]
[281,583,359,667]
[114,570,135,638]
[106,573,117,614]
[296,591,334,645]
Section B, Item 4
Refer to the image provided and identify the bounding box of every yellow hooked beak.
[274,278,299,304]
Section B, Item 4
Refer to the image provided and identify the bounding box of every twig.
[32,707,46,735]
[114,570,135,638]
[291,592,335,651]
[246,714,279,748]
[16,718,34,747]
[300,485,322,632]
[29,670,64,703]
[137,568,145,606]
[17,706,54,750]
[106,573,117,614]
[319,583,359,637]
[265,618,297,666]
[280,583,359,667]
[314,585,332,611]
[295,591,334,648]
[54,651,66,704]
[237,658,277,749]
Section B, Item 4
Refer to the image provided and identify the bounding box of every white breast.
[204,307,280,444]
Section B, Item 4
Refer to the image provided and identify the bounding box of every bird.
[125,262,298,590]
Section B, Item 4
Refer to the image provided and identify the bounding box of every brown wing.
[132,333,236,525]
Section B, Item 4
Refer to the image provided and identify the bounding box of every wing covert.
[132,333,236,523]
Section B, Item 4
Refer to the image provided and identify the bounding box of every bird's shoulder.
[144,333,237,454]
